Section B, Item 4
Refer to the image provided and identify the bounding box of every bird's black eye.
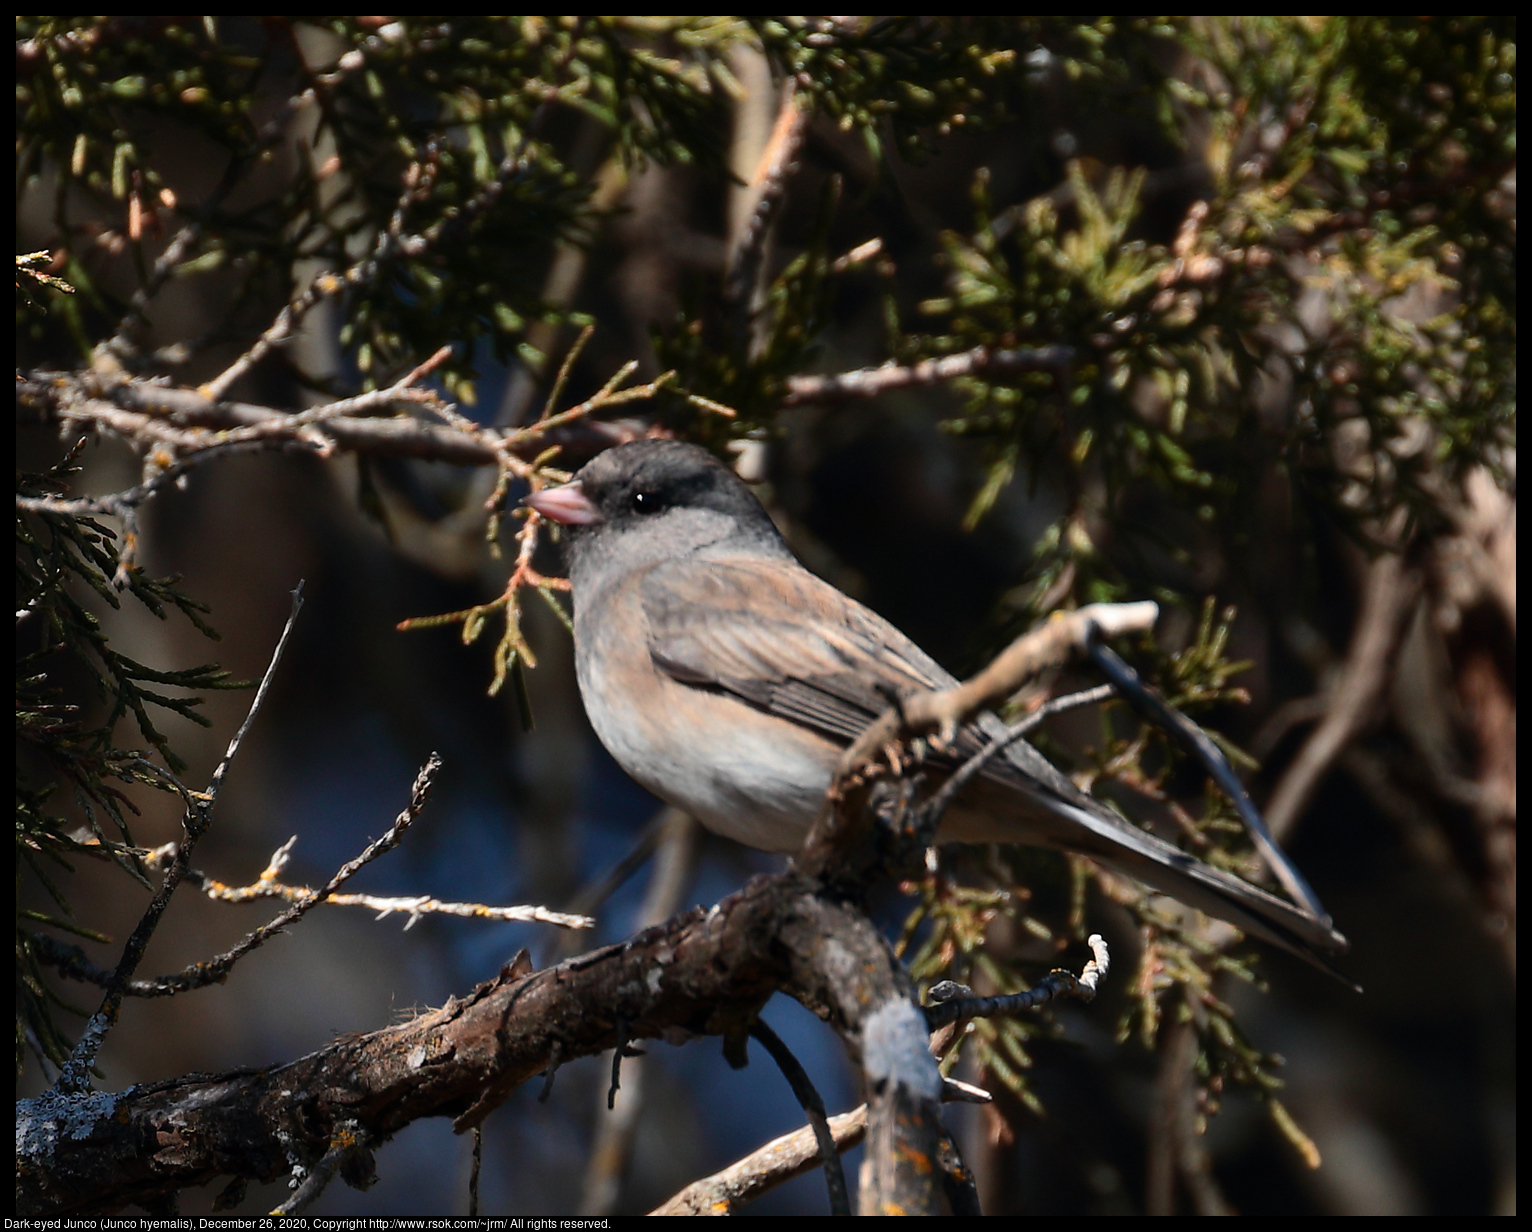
[630,489,662,514]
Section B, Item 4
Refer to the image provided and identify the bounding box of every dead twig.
[650,1107,868,1216]
[271,1120,372,1216]
[724,78,808,344]
[148,754,446,997]
[917,684,1116,838]
[782,344,1074,408]
[837,602,1158,780]
[923,934,1110,1030]
[1265,551,1422,841]
[749,1019,851,1216]
[51,582,305,1093]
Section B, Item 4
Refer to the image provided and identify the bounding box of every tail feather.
[951,719,1352,982]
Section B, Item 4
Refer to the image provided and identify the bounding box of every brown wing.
[642,556,954,745]
[642,557,1085,796]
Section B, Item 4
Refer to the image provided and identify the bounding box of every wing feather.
[643,558,944,743]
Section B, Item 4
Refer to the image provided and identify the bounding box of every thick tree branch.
[17,875,788,1215]
[15,855,947,1217]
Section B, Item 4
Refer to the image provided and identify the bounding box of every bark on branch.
[16,861,951,1216]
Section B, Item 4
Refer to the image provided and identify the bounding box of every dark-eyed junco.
[524,439,1347,969]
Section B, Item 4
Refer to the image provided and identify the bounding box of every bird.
[523,438,1348,971]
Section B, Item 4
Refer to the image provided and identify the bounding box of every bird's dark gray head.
[525,439,789,588]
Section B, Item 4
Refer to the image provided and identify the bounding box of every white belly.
[578,653,834,853]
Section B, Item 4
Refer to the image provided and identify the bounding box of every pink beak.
[524,481,604,526]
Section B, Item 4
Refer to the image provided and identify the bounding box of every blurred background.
[17,18,1514,1215]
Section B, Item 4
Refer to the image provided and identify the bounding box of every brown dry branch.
[652,1106,869,1215]
[1264,550,1423,842]
[724,77,808,348]
[1146,1014,1236,1216]
[23,347,470,519]
[19,338,1084,607]
[836,602,1158,783]
[16,351,658,587]
[782,344,1075,408]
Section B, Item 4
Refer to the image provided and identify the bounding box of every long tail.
[968,725,1352,982]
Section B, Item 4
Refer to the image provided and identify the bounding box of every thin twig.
[578,810,698,1216]
[607,1016,643,1111]
[17,365,653,510]
[783,345,1075,408]
[750,1020,851,1216]
[1265,550,1421,840]
[148,754,444,997]
[184,877,591,931]
[502,368,676,448]
[936,1124,983,1216]
[559,809,672,929]
[17,438,307,520]
[1148,1015,1235,1216]
[724,79,808,344]
[838,602,1158,779]
[30,346,454,570]
[209,582,306,803]
[918,684,1116,837]
[51,581,305,1094]
[923,934,1110,1031]
[467,1127,482,1217]
[272,1121,370,1216]
[537,1040,564,1104]
[18,340,655,544]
